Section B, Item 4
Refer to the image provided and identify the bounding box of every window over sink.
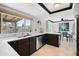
[16,18,32,33]
[0,12,32,34]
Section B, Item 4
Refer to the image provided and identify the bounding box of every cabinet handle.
[13,42,16,44]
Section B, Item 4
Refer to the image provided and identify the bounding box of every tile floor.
[31,44,76,56]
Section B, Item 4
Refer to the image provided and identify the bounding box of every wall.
[31,16,47,33]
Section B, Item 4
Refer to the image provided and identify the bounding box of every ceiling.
[38,3,73,14]
[44,3,70,11]
[1,3,49,18]
[0,3,73,18]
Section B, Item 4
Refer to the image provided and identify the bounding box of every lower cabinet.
[8,37,37,56]
[8,34,59,56]
[46,34,59,47]
[77,18,79,56]
[8,38,30,56]
[17,39,30,56]
[42,35,46,46]
[29,37,36,55]
[77,50,79,56]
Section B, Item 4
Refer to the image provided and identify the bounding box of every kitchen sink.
[15,33,32,38]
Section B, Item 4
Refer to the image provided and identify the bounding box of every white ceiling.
[1,3,49,18]
[1,3,73,19]
[43,3,70,12]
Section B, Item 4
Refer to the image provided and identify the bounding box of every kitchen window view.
[16,18,31,32]
[1,13,32,34]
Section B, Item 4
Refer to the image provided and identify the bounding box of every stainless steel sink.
[16,33,31,38]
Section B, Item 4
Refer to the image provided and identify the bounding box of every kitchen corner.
[0,32,60,56]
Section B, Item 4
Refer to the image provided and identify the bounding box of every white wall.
[31,16,47,33]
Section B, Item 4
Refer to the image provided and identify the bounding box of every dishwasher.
[36,36,43,50]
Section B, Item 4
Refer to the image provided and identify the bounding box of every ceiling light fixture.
[54,3,60,7]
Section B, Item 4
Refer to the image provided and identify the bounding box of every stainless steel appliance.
[36,36,43,50]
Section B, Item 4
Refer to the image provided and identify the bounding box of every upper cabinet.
[0,12,32,34]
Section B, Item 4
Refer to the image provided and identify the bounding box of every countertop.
[0,32,60,56]
[1,32,60,42]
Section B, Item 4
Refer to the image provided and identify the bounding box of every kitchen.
[0,3,78,56]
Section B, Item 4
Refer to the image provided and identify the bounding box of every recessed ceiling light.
[54,3,60,7]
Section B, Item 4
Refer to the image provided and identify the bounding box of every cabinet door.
[42,34,47,45]
[8,41,18,53]
[77,18,79,56]
[17,39,30,56]
[0,14,1,33]
[8,39,30,56]
[30,37,36,55]
[46,34,59,47]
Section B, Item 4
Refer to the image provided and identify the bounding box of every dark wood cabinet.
[8,34,59,56]
[8,40,18,52]
[77,18,79,56]
[41,35,46,46]
[0,14,1,33]
[17,39,30,56]
[8,38,30,56]
[29,37,36,55]
[46,34,59,47]
[8,37,37,56]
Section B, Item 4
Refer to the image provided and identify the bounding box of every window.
[59,22,69,32]
[16,18,32,33]
[1,13,32,34]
